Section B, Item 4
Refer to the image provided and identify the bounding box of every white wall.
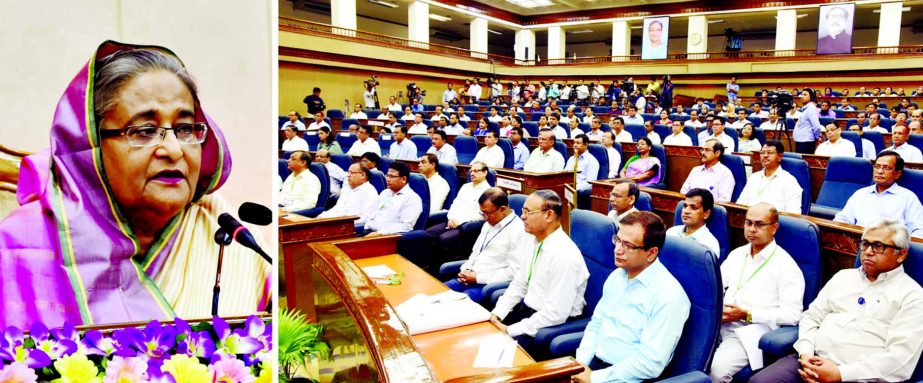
[0,0,273,219]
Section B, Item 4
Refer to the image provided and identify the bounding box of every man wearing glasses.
[814,123,856,158]
[524,129,565,172]
[424,162,492,269]
[751,219,923,383]
[490,190,589,354]
[444,188,526,303]
[571,211,689,383]
[680,139,734,203]
[318,163,379,227]
[607,179,639,228]
[736,140,803,214]
[835,151,923,238]
[709,203,805,382]
[362,162,422,237]
[279,151,321,212]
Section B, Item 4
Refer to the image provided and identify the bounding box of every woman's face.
[318,129,328,141]
[660,110,669,119]
[637,140,650,154]
[480,119,488,129]
[648,22,663,43]
[742,125,753,139]
[100,70,202,220]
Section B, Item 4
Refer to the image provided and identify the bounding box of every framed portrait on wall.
[817,3,855,54]
[642,16,670,60]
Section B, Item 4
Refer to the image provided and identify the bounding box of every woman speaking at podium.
[0,41,270,329]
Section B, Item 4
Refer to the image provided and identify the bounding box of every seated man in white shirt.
[386,96,402,112]
[585,117,605,142]
[571,211,690,383]
[280,126,309,152]
[401,106,416,121]
[610,117,634,143]
[815,123,857,158]
[280,151,321,212]
[524,129,565,172]
[444,188,526,302]
[601,131,623,178]
[729,109,750,130]
[306,112,330,131]
[456,106,471,122]
[281,110,306,131]
[847,112,868,131]
[362,161,423,237]
[419,153,449,215]
[472,130,506,169]
[644,120,662,145]
[550,113,568,140]
[567,118,585,139]
[430,105,447,123]
[681,139,734,203]
[623,105,645,126]
[314,149,346,196]
[750,103,769,119]
[707,117,736,152]
[759,110,782,131]
[566,135,600,209]
[490,190,589,351]
[382,113,402,133]
[847,125,878,159]
[666,188,720,256]
[424,162,492,270]
[348,103,368,120]
[359,152,379,173]
[834,151,923,238]
[345,125,382,157]
[737,140,803,214]
[318,163,379,227]
[752,219,923,383]
[426,130,458,165]
[408,112,429,135]
[607,179,639,228]
[510,127,530,170]
[377,110,392,121]
[709,202,806,383]
[664,120,693,146]
[885,124,923,163]
[444,113,465,136]
[388,125,418,161]
[864,112,888,133]
[685,110,705,130]
[486,107,503,123]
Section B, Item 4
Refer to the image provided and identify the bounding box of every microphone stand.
[212,228,233,317]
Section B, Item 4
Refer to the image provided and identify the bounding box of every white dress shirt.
[681,162,735,203]
[605,146,622,178]
[863,125,889,134]
[389,139,418,160]
[364,184,423,234]
[708,133,736,152]
[834,184,923,238]
[721,241,805,329]
[307,121,329,131]
[460,212,527,284]
[469,84,483,100]
[408,123,428,135]
[793,266,923,382]
[647,131,662,145]
[281,136,310,152]
[686,120,705,129]
[586,129,605,142]
[318,181,379,226]
[349,111,368,120]
[666,225,720,257]
[736,168,803,214]
[346,137,381,157]
[472,145,505,169]
[425,173,450,214]
[447,180,491,224]
[387,103,402,112]
[324,162,347,195]
[760,120,782,130]
[491,227,589,337]
[815,139,857,158]
[859,138,877,159]
[282,120,306,131]
[623,115,645,126]
[887,143,923,163]
[552,126,568,141]
[565,151,600,191]
[607,207,639,229]
[280,170,321,211]
[427,144,458,165]
[613,130,634,143]
[663,133,693,147]
[444,124,465,136]
[524,147,565,173]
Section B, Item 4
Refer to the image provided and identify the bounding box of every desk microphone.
[218,213,272,264]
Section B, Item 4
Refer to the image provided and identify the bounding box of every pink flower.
[0,362,38,383]
[104,356,148,383]
[209,359,254,383]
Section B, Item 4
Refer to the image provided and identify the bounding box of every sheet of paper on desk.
[362,265,398,278]
[472,339,516,368]
[395,293,491,335]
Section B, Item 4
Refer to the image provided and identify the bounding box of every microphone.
[239,202,272,226]
[218,213,272,264]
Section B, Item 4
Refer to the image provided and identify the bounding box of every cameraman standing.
[363,76,379,109]
[303,87,326,115]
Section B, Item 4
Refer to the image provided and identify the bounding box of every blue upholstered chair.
[326,109,345,119]
[304,131,320,151]
[335,132,358,151]
[646,144,668,190]
[751,127,767,147]
[277,159,291,180]
[810,156,872,219]
[782,152,802,159]
[377,157,393,174]
[497,138,515,169]
[406,173,430,231]
[523,122,539,137]
[625,125,647,141]
[330,154,353,173]
[378,133,394,157]
[863,131,886,154]
[340,118,359,131]
[682,126,699,146]
[292,163,330,218]
[780,157,812,216]
[368,169,386,193]
[365,110,381,119]
[437,163,459,211]
[587,144,609,180]
[553,141,569,163]
[898,168,923,204]
[455,136,479,164]
[673,201,730,262]
[548,236,722,382]
[653,124,672,142]
[839,131,863,157]
[907,134,923,153]
[636,191,653,212]
[508,193,527,216]
[410,135,432,157]
[718,154,747,203]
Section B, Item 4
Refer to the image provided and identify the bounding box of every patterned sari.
[0,41,270,329]
[623,155,662,186]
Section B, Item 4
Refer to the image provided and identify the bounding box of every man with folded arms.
[666,188,720,256]
[709,203,805,382]
[491,190,589,350]
[572,211,690,383]
[445,188,525,302]
[751,219,923,383]
[835,151,923,238]
[362,162,422,237]
[318,163,378,227]
[680,139,734,203]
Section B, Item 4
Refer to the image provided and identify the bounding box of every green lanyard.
[754,173,776,199]
[735,245,778,294]
[526,241,545,286]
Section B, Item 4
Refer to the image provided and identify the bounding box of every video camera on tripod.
[406,82,427,103]
[768,91,795,115]
[363,75,380,89]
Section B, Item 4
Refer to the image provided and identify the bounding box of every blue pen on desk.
[496,348,506,365]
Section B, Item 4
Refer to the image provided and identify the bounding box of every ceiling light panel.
[505,0,553,8]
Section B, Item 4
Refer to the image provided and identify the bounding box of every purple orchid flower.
[210,317,262,364]
[81,330,117,357]
[234,316,272,365]
[0,327,51,369]
[113,320,177,376]
[30,322,78,361]
[173,318,216,360]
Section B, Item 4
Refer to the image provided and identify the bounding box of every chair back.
[673,201,730,262]
[863,131,886,154]
[719,154,747,202]
[368,169,386,193]
[587,144,609,180]
[523,122,539,137]
[751,127,767,147]
[410,135,432,157]
[683,126,699,146]
[897,168,923,204]
[407,173,431,230]
[780,157,812,215]
[335,132,358,150]
[641,144,668,189]
[377,157,393,174]
[653,124,671,142]
[326,109,345,119]
[378,133,394,157]
[497,138,515,169]
[624,124,647,141]
[839,131,863,157]
[278,159,291,180]
[454,136,479,164]
[508,194,527,216]
[436,163,459,210]
[657,236,722,378]
[308,163,330,211]
[907,134,923,153]
[636,191,652,212]
[569,210,617,315]
[777,215,822,309]
[553,141,569,162]
[340,118,359,131]
[330,154,353,173]
[304,131,320,151]
[815,156,873,209]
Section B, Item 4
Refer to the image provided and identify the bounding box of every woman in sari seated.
[0,41,271,329]
[619,137,661,186]
[317,126,343,154]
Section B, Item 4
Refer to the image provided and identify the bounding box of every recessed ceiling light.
[568,29,594,34]
[707,19,725,24]
[505,0,553,8]
[429,14,452,22]
[873,6,911,13]
[796,13,808,18]
[367,0,398,9]
[630,25,643,29]
[487,29,502,35]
